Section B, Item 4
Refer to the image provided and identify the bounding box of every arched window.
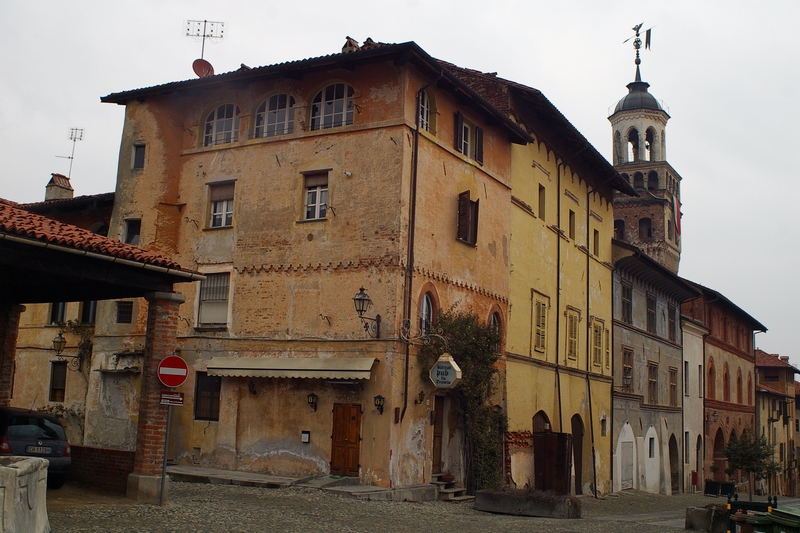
[638,218,652,240]
[419,292,434,333]
[533,411,551,432]
[310,83,354,130]
[204,104,240,146]
[489,312,501,353]
[747,373,752,405]
[647,171,659,191]
[418,90,436,133]
[707,359,716,400]
[633,172,644,189]
[627,128,639,162]
[255,94,295,137]
[736,369,743,404]
[614,219,625,240]
[723,364,730,402]
[645,128,656,161]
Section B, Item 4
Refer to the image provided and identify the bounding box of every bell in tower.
[610,24,682,274]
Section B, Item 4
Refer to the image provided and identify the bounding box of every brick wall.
[69,445,135,492]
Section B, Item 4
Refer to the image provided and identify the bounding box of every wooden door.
[533,431,572,495]
[432,396,444,474]
[621,441,634,490]
[331,403,361,476]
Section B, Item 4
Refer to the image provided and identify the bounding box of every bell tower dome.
[610,25,682,273]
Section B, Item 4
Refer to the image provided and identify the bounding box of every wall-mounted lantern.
[374,395,385,415]
[353,287,381,338]
[307,393,318,412]
[52,331,82,372]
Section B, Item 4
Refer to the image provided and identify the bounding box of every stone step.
[445,495,475,503]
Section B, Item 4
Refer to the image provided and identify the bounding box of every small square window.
[116,301,134,324]
[132,145,145,169]
[304,173,328,220]
[49,361,67,402]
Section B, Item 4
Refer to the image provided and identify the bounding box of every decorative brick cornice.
[412,264,508,304]
[233,254,401,275]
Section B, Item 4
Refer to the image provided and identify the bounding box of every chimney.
[780,356,790,362]
[342,36,360,54]
[45,173,74,201]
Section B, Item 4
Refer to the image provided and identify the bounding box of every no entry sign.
[157,355,188,388]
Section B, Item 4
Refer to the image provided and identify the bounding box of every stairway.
[431,474,474,503]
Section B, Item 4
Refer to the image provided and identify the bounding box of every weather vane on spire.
[624,22,653,80]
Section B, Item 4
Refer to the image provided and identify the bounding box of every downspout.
[585,184,598,498]
[401,71,443,423]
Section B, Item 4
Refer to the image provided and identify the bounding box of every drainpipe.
[401,71,444,423]
[584,184,598,499]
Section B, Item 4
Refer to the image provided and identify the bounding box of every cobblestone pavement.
[46,482,781,533]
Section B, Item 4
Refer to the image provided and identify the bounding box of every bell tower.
[610,24,682,273]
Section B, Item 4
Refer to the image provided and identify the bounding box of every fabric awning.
[206,357,377,380]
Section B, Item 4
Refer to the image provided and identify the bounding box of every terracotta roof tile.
[21,192,114,210]
[755,349,798,372]
[0,198,184,270]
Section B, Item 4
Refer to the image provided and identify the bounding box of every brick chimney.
[45,173,74,200]
[780,356,790,362]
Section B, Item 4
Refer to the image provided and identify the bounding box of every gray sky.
[2,1,798,364]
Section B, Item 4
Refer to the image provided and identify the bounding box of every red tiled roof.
[755,349,799,372]
[21,192,114,210]
[0,198,183,270]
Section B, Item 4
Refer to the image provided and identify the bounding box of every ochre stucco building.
[86,39,531,489]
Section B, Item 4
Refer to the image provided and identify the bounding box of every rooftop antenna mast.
[186,19,225,78]
[55,128,84,179]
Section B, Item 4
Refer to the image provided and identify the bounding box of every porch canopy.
[206,357,378,380]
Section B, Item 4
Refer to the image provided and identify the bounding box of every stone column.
[127,291,184,504]
[0,304,25,407]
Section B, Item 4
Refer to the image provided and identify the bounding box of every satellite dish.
[192,58,214,78]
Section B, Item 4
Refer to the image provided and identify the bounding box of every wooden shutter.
[457,191,471,242]
[474,126,484,164]
[470,198,479,244]
[454,112,464,153]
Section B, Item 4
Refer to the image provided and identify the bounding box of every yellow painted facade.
[505,139,615,495]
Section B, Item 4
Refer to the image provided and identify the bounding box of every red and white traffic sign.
[157,355,188,388]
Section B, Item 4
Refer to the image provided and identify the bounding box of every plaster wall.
[84,60,512,488]
[682,318,707,492]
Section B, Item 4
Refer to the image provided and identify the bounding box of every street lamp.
[374,395,385,415]
[352,287,381,338]
[52,331,82,372]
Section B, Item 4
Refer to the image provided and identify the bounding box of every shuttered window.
[534,297,547,352]
[456,191,479,246]
[567,310,579,360]
[198,273,230,326]
[454,112,483,164]
[209,182,235,228]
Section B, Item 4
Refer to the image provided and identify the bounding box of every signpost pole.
[159,399,172,506]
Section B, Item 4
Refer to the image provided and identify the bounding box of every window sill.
[296,218,327,224]
[456,238,477,248]
[194,325,228,332]
[203,226,233,232]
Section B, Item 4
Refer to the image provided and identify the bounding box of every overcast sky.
[1,1,798,365]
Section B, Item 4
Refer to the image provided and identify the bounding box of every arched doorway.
[669,434,680,494]
[713,428,725,482]
[533,411,550,433]
[571,414,584,494]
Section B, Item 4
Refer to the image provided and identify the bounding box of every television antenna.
[185,19,225,60]
[55,128,84,179]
